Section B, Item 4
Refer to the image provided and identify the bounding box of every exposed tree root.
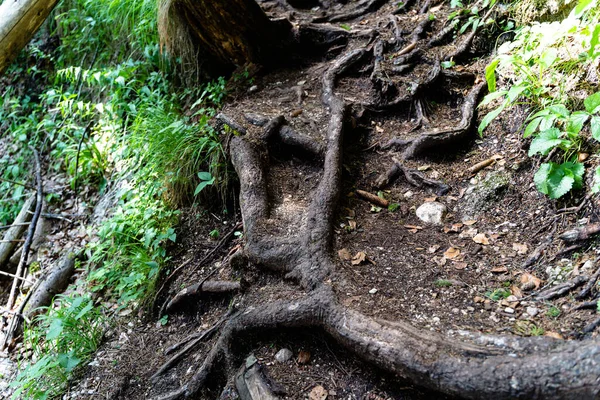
[375,158,450,195]
[312,0,389,23]
[165,280,241,312]
[383,80,486,159]
[559,223,600,243]
[536,275,588,301]
[150,2,600,398]
[578,260,600,299]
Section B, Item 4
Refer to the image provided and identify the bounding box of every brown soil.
[68,1,600,399]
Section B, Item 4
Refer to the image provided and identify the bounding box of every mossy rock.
[461,171,511,221]
[514,0,575,24]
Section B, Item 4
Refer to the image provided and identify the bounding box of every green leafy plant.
[209,229,220,239]
[485,288,511,301]
[434,279,453,287]
[479,1,600,199]
[11,295,103,399]
[547,306,561,318]
[388,203,400,212]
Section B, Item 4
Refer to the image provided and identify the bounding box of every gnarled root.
[383,80,486,159]
[375,158,450,195]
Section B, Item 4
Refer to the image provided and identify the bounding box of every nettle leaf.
[591,115,600,141]
[539,48,558,70]
[506,84,526,103]
[584,92,600,114]
[539,114,557,131]
[548,104,570,118]
[567,111,589,135]
[528,128,567,156]
[46,318,64,341]
[534,162,584,199]
[58,352,81,373]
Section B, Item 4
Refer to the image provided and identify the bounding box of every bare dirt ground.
[66,1,600,399]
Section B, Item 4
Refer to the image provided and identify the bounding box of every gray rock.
[274,348,293,363]
[526,306,539,317]
[461,171,511,221]
[416,202,447,225]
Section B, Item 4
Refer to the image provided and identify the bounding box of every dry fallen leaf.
[338,248,352,261]
[444,247,461,259]
[512,242,528,255]
[298,350,311,364]
[459,228,478,239]
[491,266,508,274]
[404,224,423,230]
[309,385,328,400]
[511,285,523,299]
[428,244,440,253]
[348,220,357,231]
[520,272,542,289]
[473,233,490,245]
[424,196,437,202]
[463,220,477,226]
[454,262,468,270]
[351,251,367,265]
[432,256,447,266]
[444,223,463,233]
[545,331,564,340]
[375,125,384,133]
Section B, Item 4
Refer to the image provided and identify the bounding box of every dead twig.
[153,222,242,308]
[6,148,43,311]
[151,309,235,380]
[0,270,34,285]
[577,258,600,299]
[559,223,600,243]
[355,190,389,208]
[467,156,499,175]
[0,222,30,230]
[523,236,552,268]
[536,275,588,301]
[0,177,34,190]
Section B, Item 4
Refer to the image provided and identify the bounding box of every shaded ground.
[64,0,600,399]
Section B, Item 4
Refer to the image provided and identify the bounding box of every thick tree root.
[375,158,450,195]
[165,280,241,312]
[383,80,485,159]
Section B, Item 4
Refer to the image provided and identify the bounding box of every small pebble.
[505,307,515,314]
[369,288,378,294]
[275,348,293,363]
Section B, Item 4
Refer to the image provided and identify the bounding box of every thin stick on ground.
[153,222,242,308]
[6,148,43,311]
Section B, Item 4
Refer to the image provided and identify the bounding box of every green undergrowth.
[479,0,600,199]
[4,0,229,397]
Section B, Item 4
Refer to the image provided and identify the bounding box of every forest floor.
[5,0,600,399]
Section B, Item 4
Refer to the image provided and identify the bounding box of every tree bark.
[159,0,292,79]
[0,0,59,74]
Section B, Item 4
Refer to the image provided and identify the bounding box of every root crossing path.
[150,1,600,399]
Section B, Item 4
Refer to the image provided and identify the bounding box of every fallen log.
[23,251,79,318]
[0,195,35,270]
[0,0,60,74]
